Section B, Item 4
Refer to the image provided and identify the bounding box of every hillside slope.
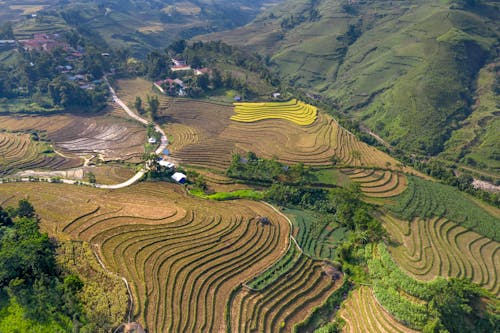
[202,0,499,169]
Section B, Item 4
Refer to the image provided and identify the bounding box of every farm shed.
[171,172,187,184]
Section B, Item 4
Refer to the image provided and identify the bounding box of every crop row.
[287,208,348,261]
[384,214,500,296]
[230,256,341,332]
[340,286,419,333]
[247,240,300,290]
[342,169,408,198]
[389,176,499,241]
[232,99,318,126]
[0,132,80,176]
[51,186,291,332]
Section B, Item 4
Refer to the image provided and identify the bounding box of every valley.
[0,0,499,333]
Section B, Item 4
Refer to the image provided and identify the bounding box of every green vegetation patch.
[389,176,499,241]
[285,208,348,261]
[368,243,499,332]
[247,241,301,290]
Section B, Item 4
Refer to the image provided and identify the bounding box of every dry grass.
[342,169,408,198]
[115,79,412,172]
[0,132,80,176]
[9,5,46,15]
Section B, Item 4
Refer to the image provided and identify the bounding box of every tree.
[134,96,143,113]
[147,95,159,120]
[17,199,35,218]
[87,172,96,184]
[0,206,12,227]
[211,69,223,89]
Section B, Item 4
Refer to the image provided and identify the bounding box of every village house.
[19,33,69,52]
[171,172,187,184]
[159,160,175,169]
[172,58,186,66]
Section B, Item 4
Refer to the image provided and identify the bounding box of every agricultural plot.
[230,255,342,332]
[232,99,318,125]
[0,132,80,176]
[0,182,290,332]
[389,176,500,241]
[0,111,146,162]
[342,169,408,198]
[285,208,348,261]
[247,240,301,290]
[384,214,500,296]
[339,286,419,333]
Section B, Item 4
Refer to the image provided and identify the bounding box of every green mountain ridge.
[200,0,500,174]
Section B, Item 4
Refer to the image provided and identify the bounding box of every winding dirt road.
[1,79,168,189]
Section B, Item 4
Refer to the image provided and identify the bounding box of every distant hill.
[2,0,281,57]
[201,0,500,175]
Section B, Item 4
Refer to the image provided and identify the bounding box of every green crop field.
[389,176,500,241]
[285,208,348,261]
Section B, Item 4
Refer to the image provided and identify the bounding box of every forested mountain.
[202,0,500,175]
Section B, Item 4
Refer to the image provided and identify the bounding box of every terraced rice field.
[86,165,136,185]
[0,132,80,176]
[339,287,419,333]
[0,111,146,162]
[230,256,342,332]
[384,214,500,296]
[115,79,407,171]
[0,182,291,332]
[232,99,318,125]
[342,169,408,198]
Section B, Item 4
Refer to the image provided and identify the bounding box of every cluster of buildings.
[18,33,70,52]
[153,58,211,97]
[148,136,187,184]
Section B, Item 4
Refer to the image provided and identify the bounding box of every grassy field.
[383,214,500,297]
[0,182,291,332]
[439,60,500,174]
[339,286,419,333]
[232,99,317,125]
